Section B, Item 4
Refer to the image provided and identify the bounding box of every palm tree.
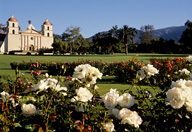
[118,25,137,54]
[109,25,119,54]
[109,25,118,37]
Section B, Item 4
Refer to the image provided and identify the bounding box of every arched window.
[12,30,15,34]
[47,33,50,37]
[47,26,49,30]
[12,23,15,27]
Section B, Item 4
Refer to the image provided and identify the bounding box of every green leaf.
[14,123,22,127]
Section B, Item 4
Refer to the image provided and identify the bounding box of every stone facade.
[0,15,53,53]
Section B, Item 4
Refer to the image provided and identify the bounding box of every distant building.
[0,15,53,53]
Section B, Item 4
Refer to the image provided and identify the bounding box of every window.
[47,26,49,30]
[12,30,15,34]
[12,23,15,27]
[47,33,50,37]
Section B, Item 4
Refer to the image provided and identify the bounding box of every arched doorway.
[29,45,34,51]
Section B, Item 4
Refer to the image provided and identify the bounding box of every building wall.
[7,34,20,51]
[41,36,54,50]
[20,33,42,51]
[42,25,53,37]
[0,17,54,53]
[2,35,8,52]
[7,21,19,34]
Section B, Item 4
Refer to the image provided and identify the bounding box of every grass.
[0,53,189,95]
[97,76,160,95]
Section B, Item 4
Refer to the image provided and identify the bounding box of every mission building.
[0,15,53,53]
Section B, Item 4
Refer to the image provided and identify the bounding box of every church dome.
[8,15,17,22]
[43,19,52,25]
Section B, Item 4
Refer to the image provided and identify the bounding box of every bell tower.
[7,15,19,34]
[42,19,53,37]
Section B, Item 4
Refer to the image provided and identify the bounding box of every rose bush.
[1,56,192,131]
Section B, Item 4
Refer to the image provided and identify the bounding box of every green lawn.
[0,53,189,76]
[0,53,189,95]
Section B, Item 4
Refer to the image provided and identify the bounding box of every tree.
[53,33,62,40]
[92,31,119,54]
[73,34,91,53]
[62,26,81,54]
[52,38,68,54]
[117,25,137,54]
[109,25,118,37]
[109,25,119,54]
[92,32,103,53]
[0,23,7,33]
[179,20,192,52]
[76,37,91,53]
[140,25,154,44]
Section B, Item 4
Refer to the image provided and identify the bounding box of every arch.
[47,26,49,30]
[47,33,50,37]
[12,30,15,34]
[29,45,34,51]
[12,23,15,27]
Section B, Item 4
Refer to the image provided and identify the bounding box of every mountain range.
[90,25,187,42]
[149,25,187,41]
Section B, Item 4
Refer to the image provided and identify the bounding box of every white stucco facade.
[0,15,53,53]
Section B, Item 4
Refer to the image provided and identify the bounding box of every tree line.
[1,20,192,54]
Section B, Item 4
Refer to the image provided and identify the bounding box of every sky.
[0,0,192,38]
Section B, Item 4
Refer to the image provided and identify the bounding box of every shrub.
[115,59,142,83]
[2,62,192,131]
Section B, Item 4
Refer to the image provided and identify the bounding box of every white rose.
[1,92,20,107]
[185,100,192,112]
[182,86,192,101]
[117,93,135,108]
[185,80,192,87]
[118,108,132,119]
[47,78,58,88]
[119,108,142,128]
[21,103,38,117]
[190,73,192,80]
[137,69,146,80]
[76,87,93,102]
[1,91,10,99]
[73,64,102,87]
[186,55,192,62]
[166,87,186,109]
[53,84,67,96]
[179,68,190,75]
[88,66,103,79]
[30,79,48,92]
[170,79,186,89]
[102,89,119,109]
[73,64,91,79]
[45,73,49,78]
[112,108,121,120]
[142,64,159,77]
[71,96,79,102]
[54,84,67,92]
[102,122,115,132]
[83,66,102,86]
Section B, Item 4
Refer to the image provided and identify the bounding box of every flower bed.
[2,56,192,131]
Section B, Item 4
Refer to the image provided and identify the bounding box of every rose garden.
[1,54,192,131]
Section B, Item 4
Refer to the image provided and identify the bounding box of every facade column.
[27,36,29,51]
[40,37,41,50]
[37,37,39,51]
[21,35,22,50]
[24,36,26,50]
[34,36,36,51]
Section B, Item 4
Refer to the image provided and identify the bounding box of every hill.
[153,25,187,41]
[89,25,187,42]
